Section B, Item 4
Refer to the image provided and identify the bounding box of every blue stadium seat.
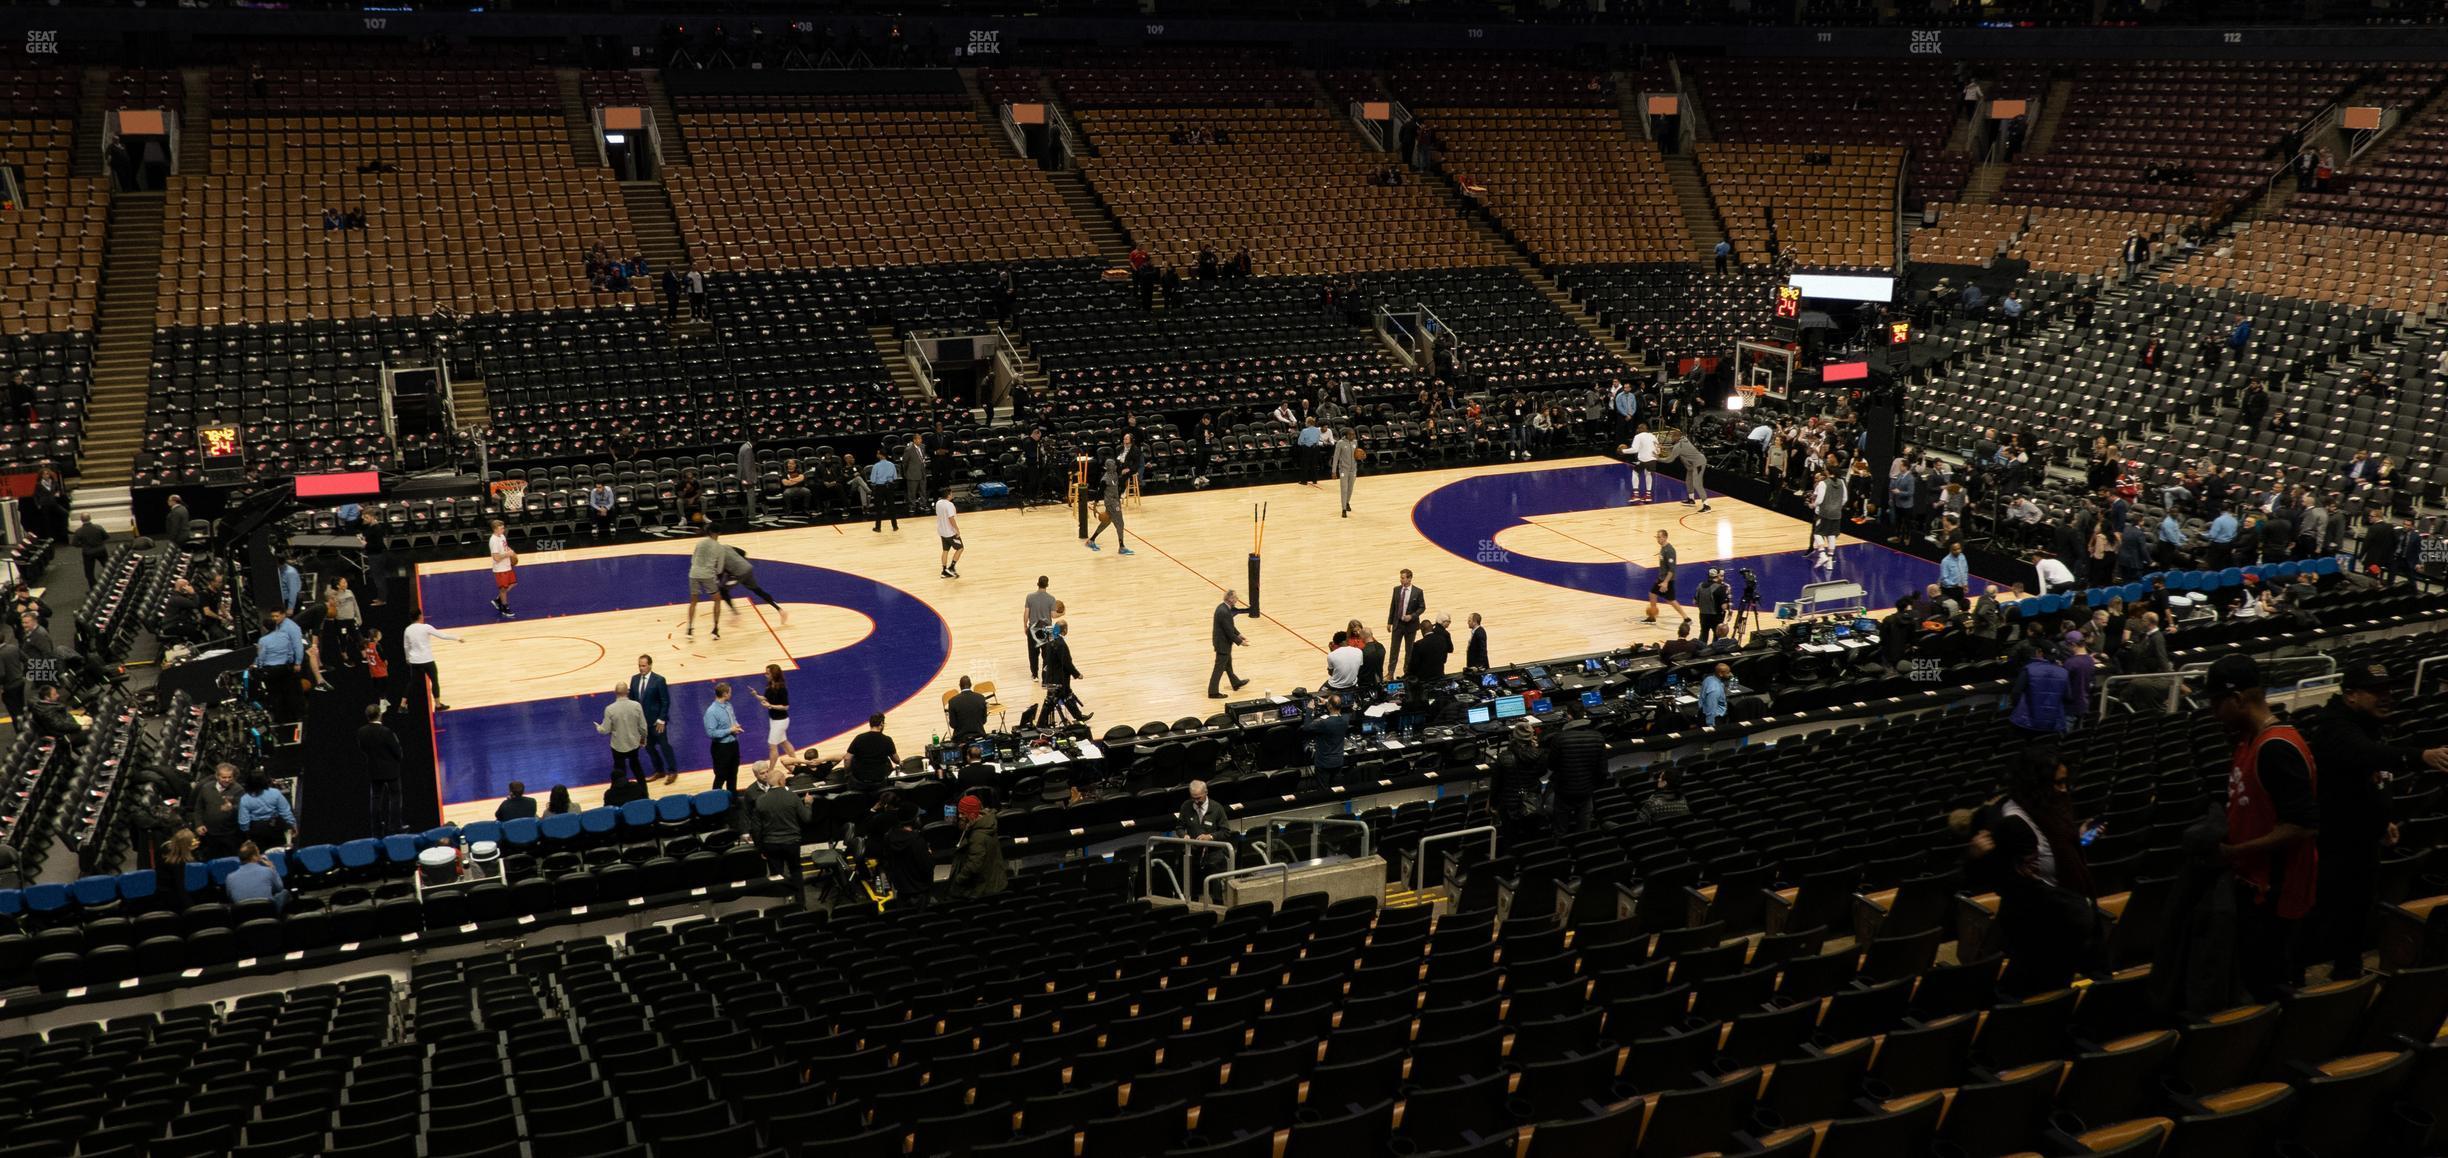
[2310,556,2340,576]
[580,807,620,838]
[292,845,340,876]
[422,825,460,846]
[501,817,541,848]
[619,798,658,831]
[70,876,119,908]
[0,889,23,918]
[2120,583,2148,602]
[383,834,423,864]
[2218,568,2244,588]
[184,863,211,894]
[266,849,292,877]
[654,795,694,824]
[2275,561,2303,579]
[461,820,503,847]
[116,870,156,905]
[692,790,734,820]
[24,883,70,915]
[540,812,584,844]
[338,839,382,871]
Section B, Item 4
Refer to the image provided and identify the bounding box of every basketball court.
[416,456,1981,824]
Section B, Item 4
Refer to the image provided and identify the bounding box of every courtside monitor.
[1580,689,1604,708]
[1278,704,1303,721]
[1466,705,1493,725]
[1581,658,1603,674]
[1480,673,1500,689]
[1493,695,1528,720]
[1789,272,1896,304]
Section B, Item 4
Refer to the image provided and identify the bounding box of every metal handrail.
[1409,824,1497,893]
[1202,862,1292,909]
[2413,653,2448,697]
[2098,654,2337,721]
[1143,835,1233,902]
[1147,856,1186,902]
[1348,99,1389,152]
[900,334,937,397]
[995,102,1028,158]
[1267,816,1373,862]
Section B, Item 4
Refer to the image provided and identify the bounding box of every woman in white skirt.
[752,663,795,772]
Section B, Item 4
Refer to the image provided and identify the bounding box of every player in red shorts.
[487,519,518,619]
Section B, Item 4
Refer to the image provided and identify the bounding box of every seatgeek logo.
[25,31,60,55]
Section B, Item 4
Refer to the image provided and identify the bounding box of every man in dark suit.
[1464,612,1489,670]
[1385,569,1425,674]
[1209,589,1250,699]
[357,703,404,833]
[945,676,990,740]
[630,655,677,785]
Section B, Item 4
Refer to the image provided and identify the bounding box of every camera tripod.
[1730,583,1763,640]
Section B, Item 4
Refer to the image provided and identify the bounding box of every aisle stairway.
[1662,154,1726,264]
[1048,170,1130,265]
[1960,162,2007,207]
[616,181,692,336]
[1454,194,1642,370]
[555,69,598,167]
[870,327,930,403]
[642,71,690,166]
[77,193,166,487]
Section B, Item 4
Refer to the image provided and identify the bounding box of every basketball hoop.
[490,478,528,514]
[1736,384,1770,398]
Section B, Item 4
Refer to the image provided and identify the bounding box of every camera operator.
[1696,568,1734,645]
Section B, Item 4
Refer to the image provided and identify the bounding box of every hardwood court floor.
[417,455,1964,824]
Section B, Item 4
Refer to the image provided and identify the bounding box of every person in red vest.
[2200,652,2321,1002]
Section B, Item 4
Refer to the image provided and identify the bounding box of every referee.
[935,487,964,579]
[252,611,305,723]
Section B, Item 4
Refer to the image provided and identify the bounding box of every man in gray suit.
[1333,426,1359,518]
[1668,435,1712,512]
[737,439,761,522]
[899,434,928,514]
[1209,589,1250,699]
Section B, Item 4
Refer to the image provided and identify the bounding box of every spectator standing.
[1464,612,1489,670]
[2201,653,2320,1001]
[685,266,707,318]
[193,763,243,858]
[71,516,108,587]
[749,764,811,900]
[1544,711,1607,834]
[704,682,745,793]
[1963,750,2101,995]
[2008,645,2074,736]
[1699,662,1729,728]
[2307,662,2448,978]
[1301,690,1350,789]
[237,769,296,847]
[947,794,1007,898]
[595,684,649,786]
[753,663,796,773]
[357,704,403,833]
[630,655,677,785]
